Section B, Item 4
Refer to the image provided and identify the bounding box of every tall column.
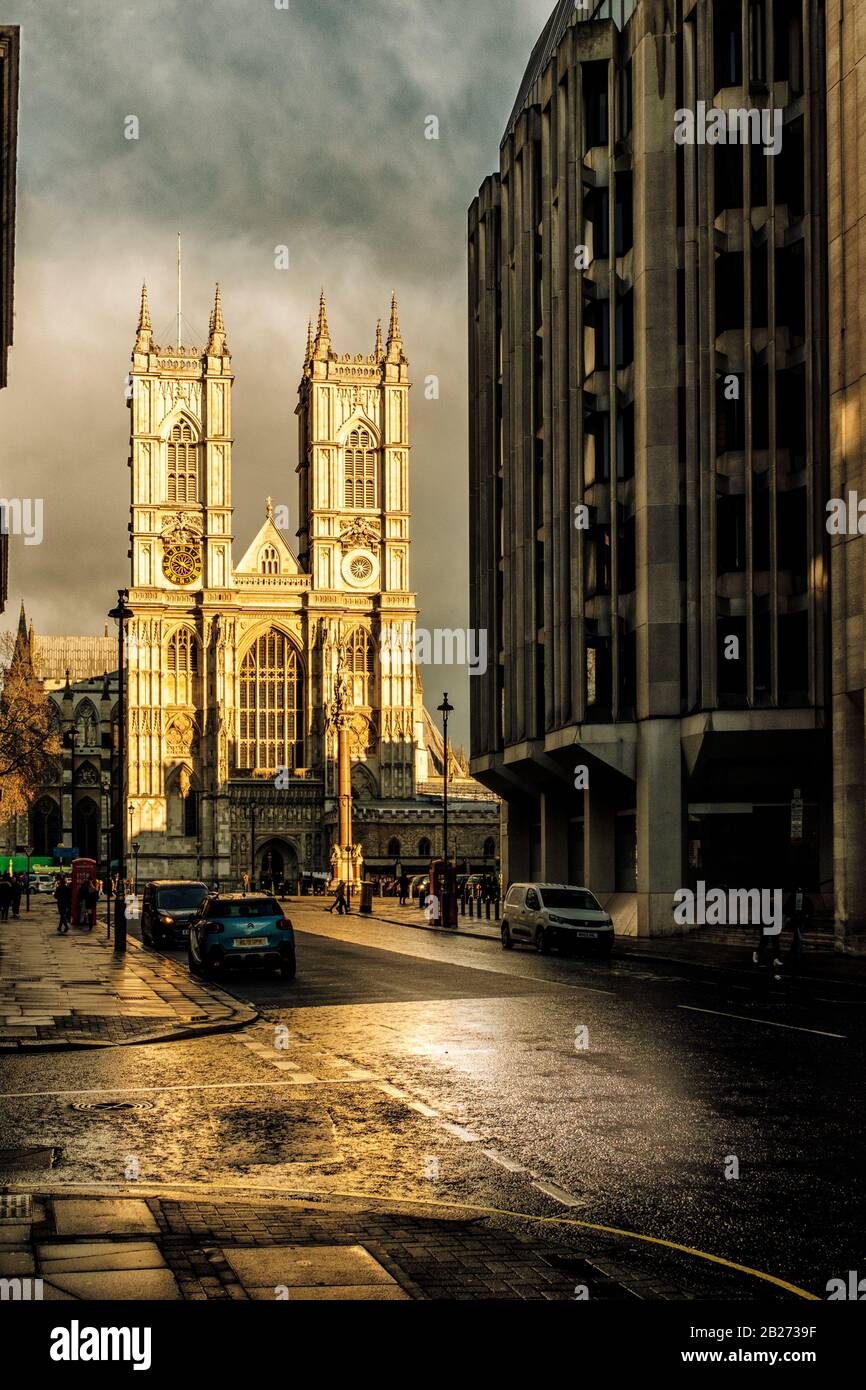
[584,790,615,897]
[636,719,683,937]
[502,797,531,886]
[540,791,569,882]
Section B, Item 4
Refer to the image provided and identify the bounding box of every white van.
[501,883,614,956]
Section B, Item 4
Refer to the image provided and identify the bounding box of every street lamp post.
[132,840,141,894]
[25,845,32,912]
[437,693,454,928]
[108,589,129,956]
[247,802,256,891]
[101,774,111,932]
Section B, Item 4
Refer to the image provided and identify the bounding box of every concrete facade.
[469,0,833,936]
[827,0,866,949]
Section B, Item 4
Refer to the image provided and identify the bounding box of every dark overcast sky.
[0,0,557,743]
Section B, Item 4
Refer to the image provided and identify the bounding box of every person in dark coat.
[0,875,11,921]
[54,875,71,933]
[328,880,349,915]
[776,886,814,979]
[11,874,23,918]
[399,873,409,906]
[82,878,99,930]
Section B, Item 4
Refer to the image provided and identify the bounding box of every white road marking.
[677,1005,846,1039]
[0,1080,374,1100]
[532,1180,586,1208]
[482,1148,530,1174]
[441,1122,482,1143]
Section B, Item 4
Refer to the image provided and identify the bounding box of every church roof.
[234,505,300,577]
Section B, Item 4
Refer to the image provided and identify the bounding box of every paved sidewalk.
[0,903,256,1051]
[0,1191,649,1300]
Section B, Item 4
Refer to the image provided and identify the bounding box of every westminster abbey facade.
[118,282,497,887]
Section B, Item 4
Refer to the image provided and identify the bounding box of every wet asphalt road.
[1,903,864,1300]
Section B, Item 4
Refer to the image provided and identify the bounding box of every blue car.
[187,894,296,981]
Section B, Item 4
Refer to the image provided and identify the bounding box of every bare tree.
[0,630,60,819]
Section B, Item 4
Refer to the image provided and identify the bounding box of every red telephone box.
[71,857,96,927]
[429,858,458,927]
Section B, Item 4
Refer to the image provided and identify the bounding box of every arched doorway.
[73,797,99,860]
[32,797,61,856]
[256,838,299,891]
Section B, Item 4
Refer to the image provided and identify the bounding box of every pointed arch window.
[260,545,280,575]
[166,627,199,706]
[238,629,304,772]
[167,419,199,504]
[344,426,377,509]
[347,626,375,706]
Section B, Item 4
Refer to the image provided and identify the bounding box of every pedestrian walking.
[54,875,71,933]
[11,874,23,918]
[0,875,11,921]
[424,890,440,926]
[399,872,409,906]
[81,878,99,931]
[328,880,349,915]
[775,886,813,980]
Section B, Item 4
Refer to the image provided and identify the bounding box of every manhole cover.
[0,1193,32,1220]
[0,1146,62,1171]
[69,1100,152,1112]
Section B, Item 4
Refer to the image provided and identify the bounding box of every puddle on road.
[212,1101,339,1166]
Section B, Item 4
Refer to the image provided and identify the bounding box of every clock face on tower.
[162,543,202,586]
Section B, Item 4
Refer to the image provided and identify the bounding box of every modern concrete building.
[827,0,866,949]
[469,0,833,936]
[0,24,20,616]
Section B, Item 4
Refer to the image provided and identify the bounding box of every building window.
[167,419,198,504]
[31,797,61,856]
[238,629,304,772]
[583,62,609,149]
[347,627,375,705]
[166,628,199,706]
[388,837,401,858]
[73,797,99,860]
[749,0,767,84]
[418,838,432,858]
[714,0,743,89]
[260,545,279,575]
[184,789,198,838]
[344,426,377,509]
[483,836,497,858]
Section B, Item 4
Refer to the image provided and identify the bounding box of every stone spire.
[386,290,402,363]
[313,288,331,359]
[375,318,383,359]
[266,496,274,520]
[305,319,314,368]
[134,281,153,352]
[206,283,227,355]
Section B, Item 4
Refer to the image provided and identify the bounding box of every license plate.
[575,931,598,939]
[235,937,268,948]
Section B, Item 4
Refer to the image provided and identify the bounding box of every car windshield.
[156,885,208,911]
[539,889,602,912]
[207,898,281,919]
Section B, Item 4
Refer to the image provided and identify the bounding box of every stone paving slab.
[0,903,257,1050]
[1,1191,650,1301]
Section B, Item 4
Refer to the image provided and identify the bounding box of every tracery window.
[167,419,198,504]
[347,626,375,706]
[238,629,303,772]
[166,628,199,706]
[260,545,280,575]
[344,426,377,509]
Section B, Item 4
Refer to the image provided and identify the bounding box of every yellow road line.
[6,1178,818,1299]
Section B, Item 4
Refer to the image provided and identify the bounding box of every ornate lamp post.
[327,627,362,899]
[132,840,141,894]
[24,844,32,913]
[437,693,454,927]
[108,589,129,955]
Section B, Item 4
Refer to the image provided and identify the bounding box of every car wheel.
[535,926,550,955]
[187,946,202,977]
[280,953,296,981]
[501,922,513,950]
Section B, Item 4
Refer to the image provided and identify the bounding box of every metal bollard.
[469,896,474,918]
[494,896,501,921]
[460,895,466,916]
[485,899,491,920]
